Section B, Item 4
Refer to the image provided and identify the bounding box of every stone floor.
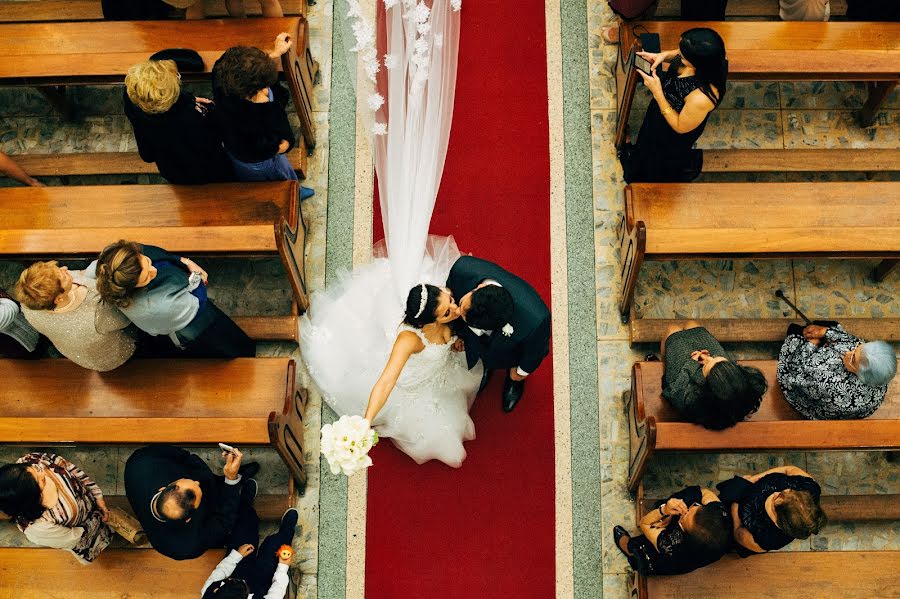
[587,2,900,596]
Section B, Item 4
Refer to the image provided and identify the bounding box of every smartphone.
[635,53,653,76]
[218,443,236,454]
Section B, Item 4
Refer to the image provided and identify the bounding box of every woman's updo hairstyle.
[693,362,767,430]
[404,284,441,328]
[95,240,144,308]
[775,490,827,540]
[679,27,728,105]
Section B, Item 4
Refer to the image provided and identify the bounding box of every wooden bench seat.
[0,0,306,23]
[627,360,900,491]
[617,181,900,323]
[701,149,900,173]
[0,357,308,487]
[9,148,308,181]
[615,21,900,143]
[0,181,300,256]
[629,318,900,344]
[0,17,318,149]
[0,548,227,596]
[631,550,896,598]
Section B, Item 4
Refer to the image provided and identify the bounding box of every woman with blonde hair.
[123,58,233,184]
[15,261,136,371]
[92,240,254,358]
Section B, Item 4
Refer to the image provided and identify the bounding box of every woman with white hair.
[777,323,897,419]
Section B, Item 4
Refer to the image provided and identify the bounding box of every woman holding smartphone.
[619,28,728,183]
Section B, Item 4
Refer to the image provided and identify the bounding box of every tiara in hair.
[414,284,428,318]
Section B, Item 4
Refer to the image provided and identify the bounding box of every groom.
[448,255,551,413]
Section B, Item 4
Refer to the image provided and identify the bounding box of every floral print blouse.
[777,325,886,420]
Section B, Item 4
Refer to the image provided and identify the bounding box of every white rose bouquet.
[320,415,380,476]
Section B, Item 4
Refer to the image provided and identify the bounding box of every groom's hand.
[451,338,465,352]
[509,368,527,382]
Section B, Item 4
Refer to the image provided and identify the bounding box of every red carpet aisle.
[365,1,554,596]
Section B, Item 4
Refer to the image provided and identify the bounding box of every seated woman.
[613,485,731,576]
[777,323,896,419]
[661,321,767,429]
[123,59,234,185]
[92,240,254,358]
[619,28,728,183]
[0,287,44,358]
[720,466,827,555]
[0,452,112,564]
[14,262,137,371]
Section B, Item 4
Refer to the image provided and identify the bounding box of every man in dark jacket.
[448,256,551,413]
[125,445,257,560]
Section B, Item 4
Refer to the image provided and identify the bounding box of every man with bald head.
[125,445,258,560]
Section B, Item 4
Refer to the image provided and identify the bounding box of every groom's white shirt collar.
[467,279,501,337]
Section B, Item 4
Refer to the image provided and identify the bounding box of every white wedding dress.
[299,237,482,467]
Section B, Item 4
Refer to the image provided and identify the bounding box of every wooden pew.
[0,357,308,488]
[8,147,308,181]
[631,552,898,599]
[701,148,900,173]
[0,0,307,22]
[614,21,900,143]
[626,360,900,491]
[0,17,319,149]
[0,181,301,256]
[630,318,900,344]
[617,181,900,326]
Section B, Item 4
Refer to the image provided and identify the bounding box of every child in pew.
[211,33,314,201]
[201,508,299,599]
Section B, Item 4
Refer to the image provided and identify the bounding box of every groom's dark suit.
[447,256,551,376]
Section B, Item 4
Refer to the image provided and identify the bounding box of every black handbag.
[150,48,205,73]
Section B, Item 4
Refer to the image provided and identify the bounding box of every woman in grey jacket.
[92,240,254,358]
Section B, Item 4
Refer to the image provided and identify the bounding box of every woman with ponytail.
[619,27,728,183]
[92,240,254,359]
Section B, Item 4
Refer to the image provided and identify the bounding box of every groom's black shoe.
[478,368,492,394]
[502,376,525,413]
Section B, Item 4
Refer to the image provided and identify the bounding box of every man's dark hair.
[694,362,767,430]
[0,463,44,523]
[213,46,278,99]
[202,577,250,599]
[685,502,731,554]
[156,482,197,522]
[465,285,514,330]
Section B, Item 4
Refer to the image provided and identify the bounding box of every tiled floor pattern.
[587,2,900,593]
[0,2,335,595]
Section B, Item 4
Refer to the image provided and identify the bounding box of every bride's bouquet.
[320,415,380,476]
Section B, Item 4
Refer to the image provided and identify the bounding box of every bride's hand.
[451,338,465,352]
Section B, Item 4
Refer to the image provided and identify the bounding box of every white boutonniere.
[501,323,514,337]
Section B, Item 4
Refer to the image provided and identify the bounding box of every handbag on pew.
[150,49,205,73]
[101,0,171,20]
[106,507,148,545]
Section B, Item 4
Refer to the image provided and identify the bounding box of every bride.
[300,238,482,467]
[300,0,469,467]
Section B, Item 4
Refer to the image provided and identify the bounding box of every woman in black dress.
[612,485,732,576]
[619,28,728,183]
[719,466,827,555]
